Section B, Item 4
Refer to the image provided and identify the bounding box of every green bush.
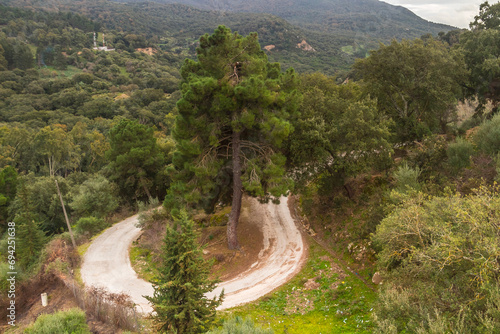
[24,308,90,334]
[446,137,474,174]
[207,317,274,334]
[373,187,500,333]
[70,175,119,219]
[475,113,500,155]
[74,216,107,237]
[392,162,421,193]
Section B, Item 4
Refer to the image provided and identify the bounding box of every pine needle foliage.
[13,181,45,269]
[164,25,300,249]
[145,211,223,333]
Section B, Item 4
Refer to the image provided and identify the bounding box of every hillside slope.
[0,0,455,75]
[118,0,455,41]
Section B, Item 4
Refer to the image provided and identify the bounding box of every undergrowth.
[218,239,376,334]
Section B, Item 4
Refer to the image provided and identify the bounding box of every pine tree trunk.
[227,130,243,250]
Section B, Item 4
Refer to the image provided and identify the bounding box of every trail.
[81,196,306,313]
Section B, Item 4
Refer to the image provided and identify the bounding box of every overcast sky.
[383,0,486,28]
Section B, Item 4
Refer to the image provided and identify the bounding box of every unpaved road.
[81,196,306,313]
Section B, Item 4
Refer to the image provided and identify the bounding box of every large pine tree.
[145,211,223,334]
[165,26,300,249]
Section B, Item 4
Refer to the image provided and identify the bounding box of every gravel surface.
[81,196,306,313]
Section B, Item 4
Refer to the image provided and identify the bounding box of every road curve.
[81,196,306,313]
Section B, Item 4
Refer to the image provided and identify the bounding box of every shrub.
[446,137,474,174]
[373,187,500,333]
[392,162,421,193]
[70,175,119,219]
[207,316,274,334]
[475,113,500,155]
[74,216,107,237]
[24,308,90,334]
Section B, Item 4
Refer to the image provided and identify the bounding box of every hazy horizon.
[383,0,485,28]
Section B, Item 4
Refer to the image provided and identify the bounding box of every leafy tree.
[73,216,107,237]
[287,73,391,193]
[78,96,115,119]
[0,125,34,172]
[33,125,80,177]
[165,26,299,249]
[106,119,165,201]
[0,166,17,231]
[354,38,466,141]
[10,175,70,235]
[86,130,110,171]
[146,211,223,334]
[0,44,7,71]
[461,2,500,116]
[474,112,500,155]
[70,174,119,218]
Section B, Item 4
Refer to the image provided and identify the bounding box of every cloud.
[383,0,484,28]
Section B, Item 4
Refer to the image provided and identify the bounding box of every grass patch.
[119,66,130,78]
[341,45,354,54]
[39,65,83,79]
[130,243,156,282]
[218,239,375,333]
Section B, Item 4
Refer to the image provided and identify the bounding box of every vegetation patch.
[220,240,375,334]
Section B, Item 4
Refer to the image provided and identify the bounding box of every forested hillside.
[0,1,499,333]
[0,0,454,75]
[122,0,454,36]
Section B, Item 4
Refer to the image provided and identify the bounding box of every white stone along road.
[81,196,306,313]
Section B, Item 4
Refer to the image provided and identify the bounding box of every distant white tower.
[93,32,97,48]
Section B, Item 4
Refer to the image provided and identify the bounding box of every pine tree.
[106,119,165,202]
[145,211,223,334]
[164,26,300,249]
[14,182,45,268]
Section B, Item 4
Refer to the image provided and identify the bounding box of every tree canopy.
[287,73,392,191]
[354,38,465,141]
[165,26,300,249]
[461,1,500,116]
[106,119,166,202]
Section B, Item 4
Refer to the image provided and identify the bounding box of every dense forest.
[0,0,499,333]
[0,0,454,75]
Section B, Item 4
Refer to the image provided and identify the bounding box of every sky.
[383,0,486,28]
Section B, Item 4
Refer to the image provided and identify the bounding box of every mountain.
[0,0,455,75]
[115,0,455,41]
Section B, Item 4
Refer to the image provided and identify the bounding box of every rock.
[372,271,382,285]
[203,249,209,255]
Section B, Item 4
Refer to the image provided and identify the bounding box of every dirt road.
[81,196,306,313]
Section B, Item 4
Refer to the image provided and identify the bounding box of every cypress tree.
[165,26,300,249]
[14,182,45,269]
[146,211,223,333]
